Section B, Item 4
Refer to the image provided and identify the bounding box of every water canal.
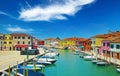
[44,50,120,76]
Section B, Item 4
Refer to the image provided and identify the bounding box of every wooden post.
[8,65,11,76]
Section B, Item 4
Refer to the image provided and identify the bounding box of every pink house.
[100,36,117,59]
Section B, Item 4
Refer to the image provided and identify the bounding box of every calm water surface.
[44,50,120,76]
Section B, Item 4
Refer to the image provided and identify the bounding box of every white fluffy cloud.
[6,26,33,33]
[19,0,95,21]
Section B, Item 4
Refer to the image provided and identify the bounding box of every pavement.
[0,48,45,72]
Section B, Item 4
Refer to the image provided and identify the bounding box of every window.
[117,53,119,59]
[9,37,12,40]
[4,42,6,44]
[14,36,17,39]
[22,37,25,39]
[23,41,25,44]
[28,37,31,39]
[18,41,20,44]
[28,41,31,44]
[9,42,12,44]
[103,43,105,46]
[112,52,113,58]
[103,50,105,53]
[107,43,110,46]
[116,45,120,49]
[18,36,20,39]
[93,41,95,44]
[1,42,2,44]
[111,44,114,48]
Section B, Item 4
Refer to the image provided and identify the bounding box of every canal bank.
[0,48,45,72]
[44,49,120,76]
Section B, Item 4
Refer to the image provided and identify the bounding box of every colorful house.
[84,39,92,52]
[110,37,120,60]
[90,34,111,55]
[59,38,77,48]
[3,34,13,51]
[100,31,120,60]
[76,38,88,51]
[11,33,32,51]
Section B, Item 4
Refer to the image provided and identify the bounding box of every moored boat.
[36,61,52,65]
[38,58,57,63]
[83,56,96,60]
[96,60,109,66]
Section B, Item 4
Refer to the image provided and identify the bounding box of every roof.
[109,31,120,36]
[111,36,120,43]
[92,34,111,38]
[11,33,30,37]
[64,37,88,41]
[45,38,60,41]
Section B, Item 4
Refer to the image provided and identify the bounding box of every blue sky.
[0,0,120,40]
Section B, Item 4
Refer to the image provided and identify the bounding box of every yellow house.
[59,38,76,47]
[3,34,13,51]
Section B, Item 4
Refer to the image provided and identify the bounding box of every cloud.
[6,26,34,33]
[19,0,95,21]
[0,11,16,19]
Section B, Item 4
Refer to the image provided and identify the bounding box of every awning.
[32,45,38,48]
[15,45,28,48]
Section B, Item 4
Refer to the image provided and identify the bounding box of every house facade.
[110,37,120,60]
[3,34,13,51]
[11,33,32,51]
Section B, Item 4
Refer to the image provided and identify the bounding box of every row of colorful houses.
[90,31,120,60]
[44,31,120,62]
[0,33,44,51]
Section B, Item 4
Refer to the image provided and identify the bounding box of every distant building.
[11,33,32,51]
[45,38,59,47]
[38,40,44,45]
[32,37,39,49]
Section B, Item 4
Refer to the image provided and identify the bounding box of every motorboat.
[96,60,109,66]
[38,58,57,63]
[92,58,101,64]
[45,52,57,58]
[74,50,79,55]
[116,66,120,72]
[36,61,52,65]
[83,56,96,60]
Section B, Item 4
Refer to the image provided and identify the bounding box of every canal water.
[44,50,120,76]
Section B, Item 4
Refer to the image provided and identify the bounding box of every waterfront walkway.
[0,48,45,72]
